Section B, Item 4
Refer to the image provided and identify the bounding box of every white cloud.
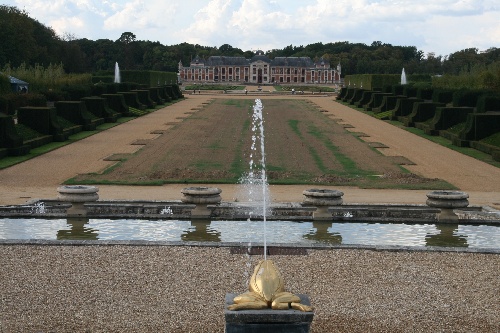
[51,16,86,35]
[3,0,500,55]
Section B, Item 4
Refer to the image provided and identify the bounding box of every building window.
[229,68,233,75]
[253,76,256,81]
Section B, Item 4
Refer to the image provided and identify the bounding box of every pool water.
[1,218,499,248]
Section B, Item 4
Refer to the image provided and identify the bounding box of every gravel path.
[1,245,498,332]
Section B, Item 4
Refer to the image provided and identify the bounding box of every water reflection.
[304,221,342,244]
[0,218,498,249]
[57,217,99,240]
[425,223,468,247]
[181,219,221,242]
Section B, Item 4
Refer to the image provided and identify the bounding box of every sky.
[4,0,500,57]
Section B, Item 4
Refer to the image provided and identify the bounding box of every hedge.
[118,92,145,110]
[0,113,23,148]
[432,89,454,104]
[101,94,129,115]
[0,93,47,116]
[17,107,65,141]
[390,98,423,119]
[81,97,118,123]
[120,70,177,87]
[0,75,10,94]
[344,74,400,91]
[56,101,96,130]
[131,90,156,109]
[476,95,500,113]
[459,113,500,141]
[452,89,491,108]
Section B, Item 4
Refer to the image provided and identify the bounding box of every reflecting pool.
[1,218,499,248]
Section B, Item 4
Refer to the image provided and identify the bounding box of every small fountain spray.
[114,62,121,83]
[401,68,407,85]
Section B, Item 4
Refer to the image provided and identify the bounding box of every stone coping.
[0,239,498,254]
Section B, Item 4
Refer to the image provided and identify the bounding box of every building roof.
[7,75,29,85]
[271,57,315,67]
[206,56,249,66]
[184,55,325,68]
[250,54,272,63]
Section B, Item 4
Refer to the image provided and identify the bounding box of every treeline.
[1,4,499,77]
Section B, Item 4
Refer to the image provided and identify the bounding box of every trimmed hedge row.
[121,70,177,87]
[0,93,46,115]
[337,84,500,160]
[344,74,400,91]
[0,76,184,159]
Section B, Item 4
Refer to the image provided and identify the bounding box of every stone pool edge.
[1,239,498,254]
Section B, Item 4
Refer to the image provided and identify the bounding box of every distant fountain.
[114,62,121,83]
[401,68,407,85]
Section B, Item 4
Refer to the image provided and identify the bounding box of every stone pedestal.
[302,189,343,220]
[57,185,99,217]
[426,190,469,222]
[181,187,222,218]
[225,294,313,333]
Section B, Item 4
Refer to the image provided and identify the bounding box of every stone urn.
[57,185,99,217]
[303,189,344,220]
[181,187,222,218]
[426,190,469,222]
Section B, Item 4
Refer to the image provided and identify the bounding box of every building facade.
[178,51,341,85]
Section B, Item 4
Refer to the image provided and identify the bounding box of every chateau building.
[178,51,341,84]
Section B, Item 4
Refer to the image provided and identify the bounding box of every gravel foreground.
[1,245,498,332]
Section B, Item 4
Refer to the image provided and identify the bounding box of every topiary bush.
[452,89,491,107]
[0,74,10,94]
[0,92,46,115]
[476,95,500,113]
[61,84,92,100]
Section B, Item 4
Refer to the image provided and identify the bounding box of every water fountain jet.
[225,99,314,332]
[114,62,121,83]
[401,68,407,85]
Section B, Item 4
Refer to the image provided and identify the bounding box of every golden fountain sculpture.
[228,259,313,312]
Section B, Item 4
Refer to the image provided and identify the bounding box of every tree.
[117,32,136,44]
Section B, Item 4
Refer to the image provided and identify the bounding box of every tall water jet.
[238,99,269,258]
[114,62,121,83]
[401,68,407,85]
[225,99,314,328]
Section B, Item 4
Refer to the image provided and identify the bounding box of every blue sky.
[4,0,500,57]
